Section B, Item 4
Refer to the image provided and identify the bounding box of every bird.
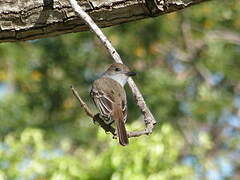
[90,63,136,146]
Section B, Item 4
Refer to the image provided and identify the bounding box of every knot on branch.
[145,0,192,17]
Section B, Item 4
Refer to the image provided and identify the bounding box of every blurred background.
[0,0,240,179]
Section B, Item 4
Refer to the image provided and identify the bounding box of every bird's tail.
[113,107,129,146]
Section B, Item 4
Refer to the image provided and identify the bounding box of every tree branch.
[69,0,158,139]
[0,0,211,42]
[71,86,94,118]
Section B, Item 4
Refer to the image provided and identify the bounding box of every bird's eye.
[115,67,121,71]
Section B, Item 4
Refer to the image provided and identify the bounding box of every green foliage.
[0,125,193,180]
[0,0,240,179]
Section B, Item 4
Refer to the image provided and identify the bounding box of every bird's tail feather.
[113,107,129,146]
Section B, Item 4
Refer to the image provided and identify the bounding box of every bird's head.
[103,63,136,86]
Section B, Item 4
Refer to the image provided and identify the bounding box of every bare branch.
[206,30,240,45]
[128,129,151,138]
[71,86,94,118]
[68,0,157,138]
[68,1,157,135]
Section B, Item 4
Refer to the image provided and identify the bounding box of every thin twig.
[68,0,156,137]
[71,86,94,118]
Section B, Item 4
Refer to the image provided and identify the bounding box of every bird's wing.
[90,87,114,120]
[121,92,127,123]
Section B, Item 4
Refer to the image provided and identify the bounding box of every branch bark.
[0,0,211,42]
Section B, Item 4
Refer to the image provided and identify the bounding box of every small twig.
[68,0,156,138]
[128,129,149,138]
[71,86,94,118]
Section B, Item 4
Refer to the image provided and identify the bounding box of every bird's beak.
[126,71,137,76]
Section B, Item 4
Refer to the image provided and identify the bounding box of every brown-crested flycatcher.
[90,63,136,146]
